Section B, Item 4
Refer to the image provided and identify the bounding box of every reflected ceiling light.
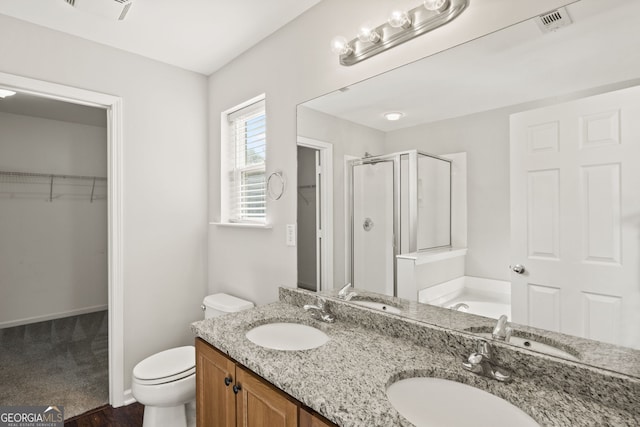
[332,0,468,66]
[0,89,16,98]
[384,112,404,121]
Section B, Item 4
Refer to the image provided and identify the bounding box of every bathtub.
[418,276,511,321]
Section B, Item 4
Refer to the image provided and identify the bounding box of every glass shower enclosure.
[348,150,451,296]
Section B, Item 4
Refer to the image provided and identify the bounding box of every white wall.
[297,106,385,287]
[386,108,512,281]
[207,0,574,306]
[0,15,208,393]
[0,111,107,327]
[383,80,640,282]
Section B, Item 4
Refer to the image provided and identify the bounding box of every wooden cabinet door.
[196,338,237,427]
[299,408,336,427]
[235,366,298,427]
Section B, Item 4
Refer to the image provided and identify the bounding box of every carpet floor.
[0,311,109,419]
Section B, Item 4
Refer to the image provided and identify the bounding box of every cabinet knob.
[224,376,232,386]
[233,384,242,394]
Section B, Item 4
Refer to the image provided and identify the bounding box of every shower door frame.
[348,153,402,296]
[347,150,453,297]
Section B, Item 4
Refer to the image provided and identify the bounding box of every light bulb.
[424,0,449,12]
[357,25,381,43]
[330,36,353,56]
[388,10,411,29]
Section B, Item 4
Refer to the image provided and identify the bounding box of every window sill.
[210,222,272,229]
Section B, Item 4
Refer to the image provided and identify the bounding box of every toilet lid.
[133,346,195,383]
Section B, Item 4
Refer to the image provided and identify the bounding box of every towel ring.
[267,171,285,200]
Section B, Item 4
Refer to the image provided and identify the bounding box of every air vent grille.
[64,0,75,5]
[536,7,573,33]
[541,11,562,26]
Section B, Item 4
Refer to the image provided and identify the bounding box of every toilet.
[131,293,254,427]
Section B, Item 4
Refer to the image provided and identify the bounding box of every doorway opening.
[297,137,332,292]
[0,72,124,413]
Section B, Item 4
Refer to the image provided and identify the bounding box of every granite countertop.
[192,290,640,427]
[316,287,640,378]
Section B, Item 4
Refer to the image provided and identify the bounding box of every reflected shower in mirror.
[296,0,640,374]
[348,150,451,296]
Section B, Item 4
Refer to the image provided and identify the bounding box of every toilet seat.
[133,346,195,386]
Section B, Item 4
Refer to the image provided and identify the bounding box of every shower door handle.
[510,264,526,274]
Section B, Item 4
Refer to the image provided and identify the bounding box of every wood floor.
[64,403,144,427]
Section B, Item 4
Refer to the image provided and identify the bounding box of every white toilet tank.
[202,293,254,319]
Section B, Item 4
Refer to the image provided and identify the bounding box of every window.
[221,95,266,224]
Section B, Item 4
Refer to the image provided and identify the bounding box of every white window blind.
[226,98,266,223]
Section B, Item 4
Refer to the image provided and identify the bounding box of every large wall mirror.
[296,0,640,376]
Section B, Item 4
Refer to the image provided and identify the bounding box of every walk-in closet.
[0,91,108,418]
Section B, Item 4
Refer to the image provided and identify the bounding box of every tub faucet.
[462,340,512,383]
[337,283,353,298]
[303,298,335,323]
[449,302,469,312]
[492,314,512,342]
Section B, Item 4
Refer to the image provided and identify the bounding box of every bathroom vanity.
[192,287,640,426]
[195,338,334,427]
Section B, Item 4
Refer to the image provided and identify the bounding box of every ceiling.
[302,0,640,132]
[0,92,107,127]
[0,0,321,75]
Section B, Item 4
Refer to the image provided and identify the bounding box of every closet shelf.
[0,170,107,202]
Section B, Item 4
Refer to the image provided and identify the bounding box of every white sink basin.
[475,333,579,361]
[246,322,329,351]
[350,300,401,314]
[387,377,539,427]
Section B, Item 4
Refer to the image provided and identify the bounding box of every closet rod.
[0,170,107,181]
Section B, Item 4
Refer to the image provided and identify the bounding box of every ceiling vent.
[64,0,133,21]
[536,7,572,33]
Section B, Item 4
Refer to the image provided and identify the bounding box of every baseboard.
[0,304,108,329]
[123,389,137,406]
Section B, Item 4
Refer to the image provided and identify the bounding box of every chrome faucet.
[462,340,512,383]
[492,314,512,342]
[303,298,335,323]
[449,302,469,311]
[337,283,353,298]
[337,283,358,301]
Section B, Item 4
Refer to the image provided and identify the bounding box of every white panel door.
[510,86,640,348]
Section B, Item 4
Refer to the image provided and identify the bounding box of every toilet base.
[142,403,187,427]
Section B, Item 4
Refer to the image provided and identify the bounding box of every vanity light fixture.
[357,25,381,43]
[424,0,450,12]
[330,36,354,56]
[332,0,468,66]
[0,89,16,98]
[388,10,412,29]
[384,112,404,121]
